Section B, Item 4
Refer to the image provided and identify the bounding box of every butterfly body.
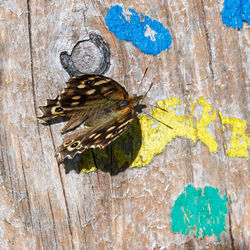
[39,74,144,161]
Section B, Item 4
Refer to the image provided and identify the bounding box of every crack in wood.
[225,187,235,250]
[18,136,34,229]
[47,191,58,248]
[200,0,215,80]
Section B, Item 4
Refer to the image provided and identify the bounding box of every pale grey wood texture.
[0,0,249,249]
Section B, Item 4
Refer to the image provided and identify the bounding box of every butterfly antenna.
[142,82,153,102]
[137,67,148,93]
[142,111,173,129]
[137,67,172,129]
[148,103,170,113]
[142,67,148,81]
[141,101,173,121]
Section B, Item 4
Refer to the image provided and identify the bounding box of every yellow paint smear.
[130,96,217,168]
[219,112,250,158]
[79,97,249,173]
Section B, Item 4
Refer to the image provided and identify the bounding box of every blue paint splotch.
[222,0,250,29]
[171,185,228,241]
[105,5,172,55]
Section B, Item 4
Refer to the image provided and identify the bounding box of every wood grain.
[0,0,249,249]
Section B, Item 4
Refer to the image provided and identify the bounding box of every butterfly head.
[131,95,146,114]
[116,95,145,115]
[132,94,143,103]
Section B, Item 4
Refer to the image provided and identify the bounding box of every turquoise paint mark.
[222,0,250,29]
[105,5,172,55]
[171,185,228,241]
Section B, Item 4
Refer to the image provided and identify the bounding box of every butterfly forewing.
[59,74,128,108]
[39,74,129,133]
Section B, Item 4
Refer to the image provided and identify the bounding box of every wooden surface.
[0,0,249,249]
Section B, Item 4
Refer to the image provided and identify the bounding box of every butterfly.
[38,74,145,162]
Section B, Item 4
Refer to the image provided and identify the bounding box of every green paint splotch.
[171,185,228,241]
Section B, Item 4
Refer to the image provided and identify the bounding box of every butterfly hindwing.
[56,105,136,160]
[38,97,65,121]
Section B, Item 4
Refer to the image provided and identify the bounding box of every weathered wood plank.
[0,0,249,249]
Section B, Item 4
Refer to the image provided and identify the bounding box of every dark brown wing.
[56,104,136,161]
[38,74,128,133]
[59,74,128,108]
